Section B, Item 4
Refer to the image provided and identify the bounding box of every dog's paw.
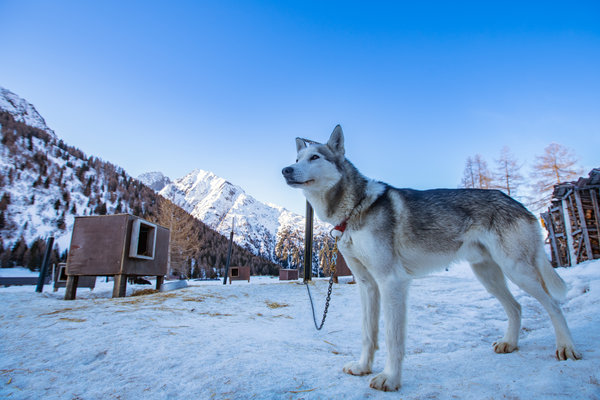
[343,361,371,376]
[493,341,518,354]
[556,345,582,361]
[369,372,401,392]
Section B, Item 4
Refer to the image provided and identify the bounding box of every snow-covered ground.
[1,261,599,399]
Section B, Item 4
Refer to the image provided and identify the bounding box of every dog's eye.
[310,155,320,161]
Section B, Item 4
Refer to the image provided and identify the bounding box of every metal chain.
[306,237,338,330]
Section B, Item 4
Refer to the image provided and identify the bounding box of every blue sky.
[1,1,599,215]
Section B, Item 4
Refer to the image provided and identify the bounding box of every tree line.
[460,143,582,212]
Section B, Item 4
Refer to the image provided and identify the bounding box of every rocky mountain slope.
[137,171,171,192]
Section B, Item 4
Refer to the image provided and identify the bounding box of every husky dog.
[282,125,580,392]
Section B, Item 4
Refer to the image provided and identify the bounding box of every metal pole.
[303,201,314,283]
[223,217,235,285]
[35,236,54,293]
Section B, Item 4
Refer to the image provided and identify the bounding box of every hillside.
[0,87,277,276]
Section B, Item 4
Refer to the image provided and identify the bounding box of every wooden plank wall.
[543,169,600,267]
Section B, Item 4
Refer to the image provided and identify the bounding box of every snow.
[0,87,55,136]
[0,133,89,251]
[1,260,599,399]
[0,267,39,278]
[137,172,171,192]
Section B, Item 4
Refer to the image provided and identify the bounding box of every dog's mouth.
[286,178,315,187]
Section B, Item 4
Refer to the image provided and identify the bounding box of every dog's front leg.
[343,260,380,376]
[369,279,410,392]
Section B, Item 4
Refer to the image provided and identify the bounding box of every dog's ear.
[295,138,307,153]
[327,125,345,156]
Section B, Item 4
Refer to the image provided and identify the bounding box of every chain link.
[306,237,338,330]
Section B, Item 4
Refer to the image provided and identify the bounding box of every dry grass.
[131,289,158,297]
[182,296,206,302]
[198,312,233,317]
[38,307,87,317]
[59,317,86,323]
[265,300,289,309]
[117,291,179,306]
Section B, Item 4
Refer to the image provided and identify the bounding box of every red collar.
[334,220,348,233]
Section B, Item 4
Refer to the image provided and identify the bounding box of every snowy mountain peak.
[137,171,171,192]
[159,169,330,262]
[0,87,55,136]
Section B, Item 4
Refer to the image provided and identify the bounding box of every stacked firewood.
[541,168,600,267]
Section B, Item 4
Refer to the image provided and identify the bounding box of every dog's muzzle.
[282,166,304,186]
[282,166,296,183]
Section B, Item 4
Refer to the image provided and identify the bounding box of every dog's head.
[282,125,345,193]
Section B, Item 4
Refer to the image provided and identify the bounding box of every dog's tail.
[536,249,568,302]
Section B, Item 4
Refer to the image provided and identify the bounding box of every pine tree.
[0,193,11,210]
[57,212,66,230]
[94,202,107,215]
[10,237,28,267]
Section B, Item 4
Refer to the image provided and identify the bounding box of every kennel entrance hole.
[129,219,157,260]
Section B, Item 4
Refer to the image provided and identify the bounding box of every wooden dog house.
[64,214,170,299]
[322,253,353,283]
[279,268,299,280]
[228,265,250,283]
[53,263,96,291]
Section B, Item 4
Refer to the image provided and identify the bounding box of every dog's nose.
[282,167,294,176]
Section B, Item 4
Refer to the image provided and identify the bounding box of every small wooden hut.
[228,266,250,283]
[64,214,169,299]
[321,253,353,283]
[279,268,299,280]
[541,168,600,267]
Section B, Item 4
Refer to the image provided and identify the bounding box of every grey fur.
[282,125,581,392]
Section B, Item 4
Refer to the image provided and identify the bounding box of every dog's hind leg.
[342,257,380,376]
[503,264,581,360]
[471,260,522,354]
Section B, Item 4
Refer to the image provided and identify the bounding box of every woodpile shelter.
[541,168,600,267]
[64,214,170,299]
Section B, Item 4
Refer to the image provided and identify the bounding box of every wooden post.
[156,275,164,291]
[113,275,127,298]
[573,189,593,261]
[561,198,576,266]
[542,213,562,267]
[303,201,314,283]
[223,218,235,285]
[64,275,79,300]
[590,189,600,251]
[35,237,54,293]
